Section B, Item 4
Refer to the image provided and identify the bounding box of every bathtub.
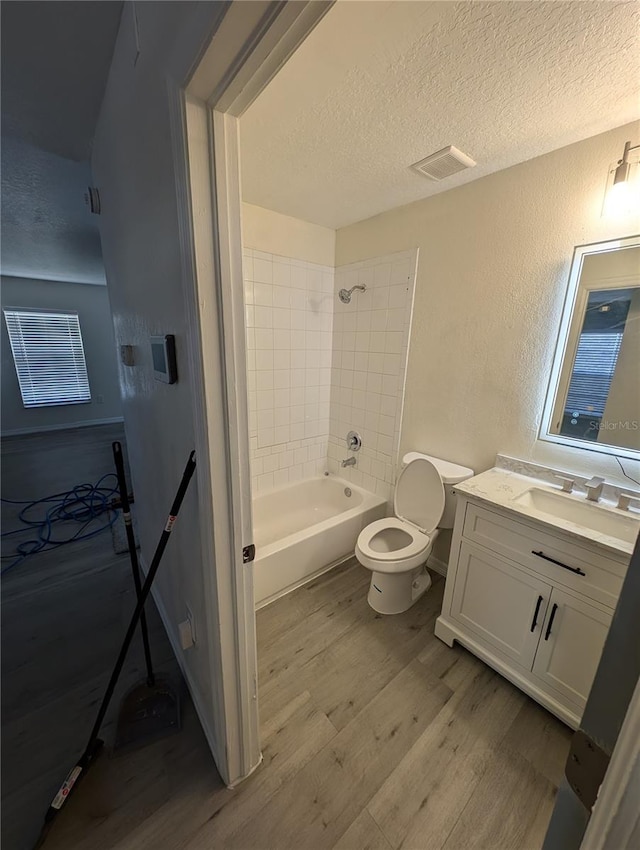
[252,475,387,607]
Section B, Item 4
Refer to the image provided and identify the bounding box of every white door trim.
[167,0,334,785]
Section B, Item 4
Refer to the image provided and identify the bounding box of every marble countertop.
[455,466,639,558]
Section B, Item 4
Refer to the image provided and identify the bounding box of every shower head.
[338,285,366,304]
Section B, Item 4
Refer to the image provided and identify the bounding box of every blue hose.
[1,473,120,575]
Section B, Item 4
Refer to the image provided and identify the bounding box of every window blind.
[3,309,91,408]
[565,331,623,418]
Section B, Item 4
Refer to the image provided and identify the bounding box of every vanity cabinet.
[436,498,627,728]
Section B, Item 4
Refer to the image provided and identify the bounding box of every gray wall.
[1,275,122,433]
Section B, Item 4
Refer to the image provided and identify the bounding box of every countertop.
[455,467,639,558]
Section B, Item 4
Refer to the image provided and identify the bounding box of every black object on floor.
[112,440,182,752]
[32,449,197,849]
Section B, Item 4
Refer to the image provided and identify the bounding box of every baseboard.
[427,555,448,577]
[2,416,124,437]
[138,554,226,781]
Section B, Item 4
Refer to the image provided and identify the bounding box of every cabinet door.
[451,542,552,669]
[532,587,612,710]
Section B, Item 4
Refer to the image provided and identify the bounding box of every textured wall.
[336,122,640,485]
[1,275,122,433]
[242,203,335,266]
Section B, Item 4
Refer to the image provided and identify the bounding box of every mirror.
[542,236,640,458]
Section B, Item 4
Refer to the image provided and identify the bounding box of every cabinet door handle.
[530,595,544,632]
[544,603,558,641]
[531,550,586,576]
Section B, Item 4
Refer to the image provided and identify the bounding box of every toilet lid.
[394,457,445,534]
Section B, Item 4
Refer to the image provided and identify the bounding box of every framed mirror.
[541,235,640,459]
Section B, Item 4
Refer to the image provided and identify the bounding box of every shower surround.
[243,247,417,499]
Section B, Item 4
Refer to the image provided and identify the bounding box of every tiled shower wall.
[243,248,334,492]
[327,250,418,502]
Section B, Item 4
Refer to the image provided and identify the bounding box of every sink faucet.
[341,456,356,468]
[584,476,605,502]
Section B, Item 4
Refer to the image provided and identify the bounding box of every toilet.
[356,452,473,614]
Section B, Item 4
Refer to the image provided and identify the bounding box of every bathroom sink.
[513,487,640,546]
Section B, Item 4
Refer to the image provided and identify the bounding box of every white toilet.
[356,452,473,614]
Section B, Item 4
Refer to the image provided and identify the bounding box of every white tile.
[255,329,274,350]
[264,454,279,473]
[373,264,392,287]
[381,374,398,395]
[385,332,403,354]
[273,468,289,488]
[257,471,274,491]
[272,286,291,308]
[372,286,390,310]
[257,390,274,411]
[274,407,289,427]
[274,425,290,445]
[253,282,273,306]
[274,388,290,408]
[274,329,291,350]
[355,332,370,352]
[382,354,401,375]
[273,262,291,286]
[369,332,385,353]
[379,414,395,436]
[353,371,367,391]
[387,309,405,331]
[255,350,274,371]
[256,371,274,391]
[290,405,305,424]
[257,429,274,449]
[253,258,273,284]
[289,464,303,482]
[273,308,291,329]
[290,422,305,441]
[379,394,398,418]
[242,256,254,282]
[290,386,305,406]
[370,310,387,331]
[273,349,290,370]
[388,285,408,309]
[367,372,382,394]
[273,369,290,389]
[254,306,272,328]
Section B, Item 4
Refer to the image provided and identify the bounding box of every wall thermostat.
[150,335,177,384]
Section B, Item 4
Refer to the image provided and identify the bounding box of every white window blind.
[565,331,623,418]
[3,309,91,408]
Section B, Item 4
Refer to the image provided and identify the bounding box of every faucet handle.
[555,476,575,493]
[617,493,640,511]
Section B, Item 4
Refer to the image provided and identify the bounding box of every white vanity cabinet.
[435,497,627,729]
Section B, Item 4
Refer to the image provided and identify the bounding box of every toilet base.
[366,565,432,615]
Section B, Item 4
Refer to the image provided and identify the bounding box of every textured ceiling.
[1,1,122,284]
[240,0,640,229]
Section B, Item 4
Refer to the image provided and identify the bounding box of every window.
[3,309,91,408]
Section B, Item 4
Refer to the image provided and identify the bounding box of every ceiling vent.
[411,146,476,181]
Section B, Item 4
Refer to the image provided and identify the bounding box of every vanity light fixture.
[605,140,640,216]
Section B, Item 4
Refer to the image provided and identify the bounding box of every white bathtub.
[252,475,387,607]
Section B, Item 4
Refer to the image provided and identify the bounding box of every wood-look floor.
[2,426,572,850]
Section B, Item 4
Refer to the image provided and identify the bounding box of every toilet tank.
[402,452,474,529]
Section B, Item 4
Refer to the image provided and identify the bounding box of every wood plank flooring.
[2,425,572,850]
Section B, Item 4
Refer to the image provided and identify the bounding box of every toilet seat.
[356,518,436,573]
[356,457,446,575]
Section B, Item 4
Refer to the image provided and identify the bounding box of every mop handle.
[82,450,197,756]
[112,441,155,687]
[39,449,197,837]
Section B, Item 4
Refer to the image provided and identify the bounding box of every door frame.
[167,0,334,786]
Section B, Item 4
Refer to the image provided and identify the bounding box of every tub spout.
[341,457,356,468]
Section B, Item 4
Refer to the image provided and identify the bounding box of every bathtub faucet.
[341,456,356,468]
